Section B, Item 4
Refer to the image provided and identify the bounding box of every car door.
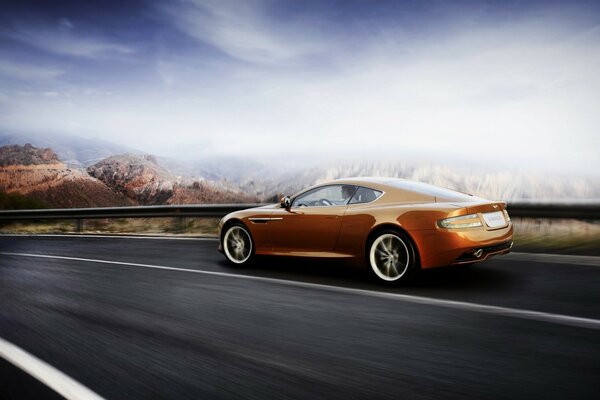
[269,184,355,253]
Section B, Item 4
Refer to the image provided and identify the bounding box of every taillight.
[438,213,482,229]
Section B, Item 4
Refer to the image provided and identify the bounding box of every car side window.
[292,185,356,208]
[349,186,383,204]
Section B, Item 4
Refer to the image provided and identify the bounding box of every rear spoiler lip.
[465,201,508,214]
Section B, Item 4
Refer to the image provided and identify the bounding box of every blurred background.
[1,0,599,253]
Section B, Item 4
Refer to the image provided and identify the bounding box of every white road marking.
[4,233,600,266]
[0,336,105,400]
[2,251,600,331]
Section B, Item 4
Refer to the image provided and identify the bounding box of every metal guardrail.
[0,202,598,221]
[0,204,264,220]
[505,203,600,220]
[0,204,265,233]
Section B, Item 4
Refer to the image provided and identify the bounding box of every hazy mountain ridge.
[88,154,256,205]
[0,143,61,166]
[0,133,141,168]
[322,162,600,201]
[0,145,255,208]
[0,144,133,208]
[1,140,598,209]
[88,154,175,205]
[232,161,600,202]
[85,154,600,202]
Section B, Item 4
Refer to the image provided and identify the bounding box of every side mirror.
[280,195,291,208]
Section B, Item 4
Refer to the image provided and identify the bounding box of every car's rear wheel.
[223,223,254,265]
[368,230,416,283]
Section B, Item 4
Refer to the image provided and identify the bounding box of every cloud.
[157,0,327,64]
[3,21,133,59]
[0,59,64,82]
[58,17,74,33]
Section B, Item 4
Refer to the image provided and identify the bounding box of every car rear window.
[349,186,383,204]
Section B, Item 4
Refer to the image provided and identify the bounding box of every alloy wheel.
[223,225,253,264]
[369,233,410,281]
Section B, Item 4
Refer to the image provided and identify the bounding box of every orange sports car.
[218,177,513,283]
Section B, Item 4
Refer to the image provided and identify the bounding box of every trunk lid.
[462,200,507,214]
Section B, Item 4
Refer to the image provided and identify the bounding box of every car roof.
[324,177,410,190]
[317,177,477,202]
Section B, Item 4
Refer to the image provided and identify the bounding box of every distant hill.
[312,161,600,200]
[0,143,61,166]
[1,141,598,209]
[157,155,600,202]
[0,132,141,167]
[0,145,254,209]
[88,154,257,205]
[0,144,133,208]
[231,160,600,202]
[87,154,175,205]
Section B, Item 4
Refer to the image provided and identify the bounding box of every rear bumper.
[410,223,513,269]
[450,240,513,265]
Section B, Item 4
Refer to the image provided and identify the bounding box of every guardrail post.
[177,216,186,233]
[76,219,83,233]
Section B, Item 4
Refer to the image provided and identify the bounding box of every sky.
[0,0,599,175]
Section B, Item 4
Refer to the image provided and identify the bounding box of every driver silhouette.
[341,185,356,202]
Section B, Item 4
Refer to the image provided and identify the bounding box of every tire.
[367,230,417,284]
[222,223,254,266]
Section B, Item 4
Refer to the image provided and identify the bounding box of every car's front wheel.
[222,223,254,266]
[368,230,417,283]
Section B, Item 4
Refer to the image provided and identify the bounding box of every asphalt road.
[1,235,599,399]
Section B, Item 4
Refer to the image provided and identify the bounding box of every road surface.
[1,235,599,399]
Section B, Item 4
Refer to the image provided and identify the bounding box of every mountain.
[0,145,255,209]
[91,154,600,203]
[87,154,175,205]
[0,143,60,166]
[0,132,142,168]
[2,141,598,210]
[88,154,257,205]
[0,144,133,208]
